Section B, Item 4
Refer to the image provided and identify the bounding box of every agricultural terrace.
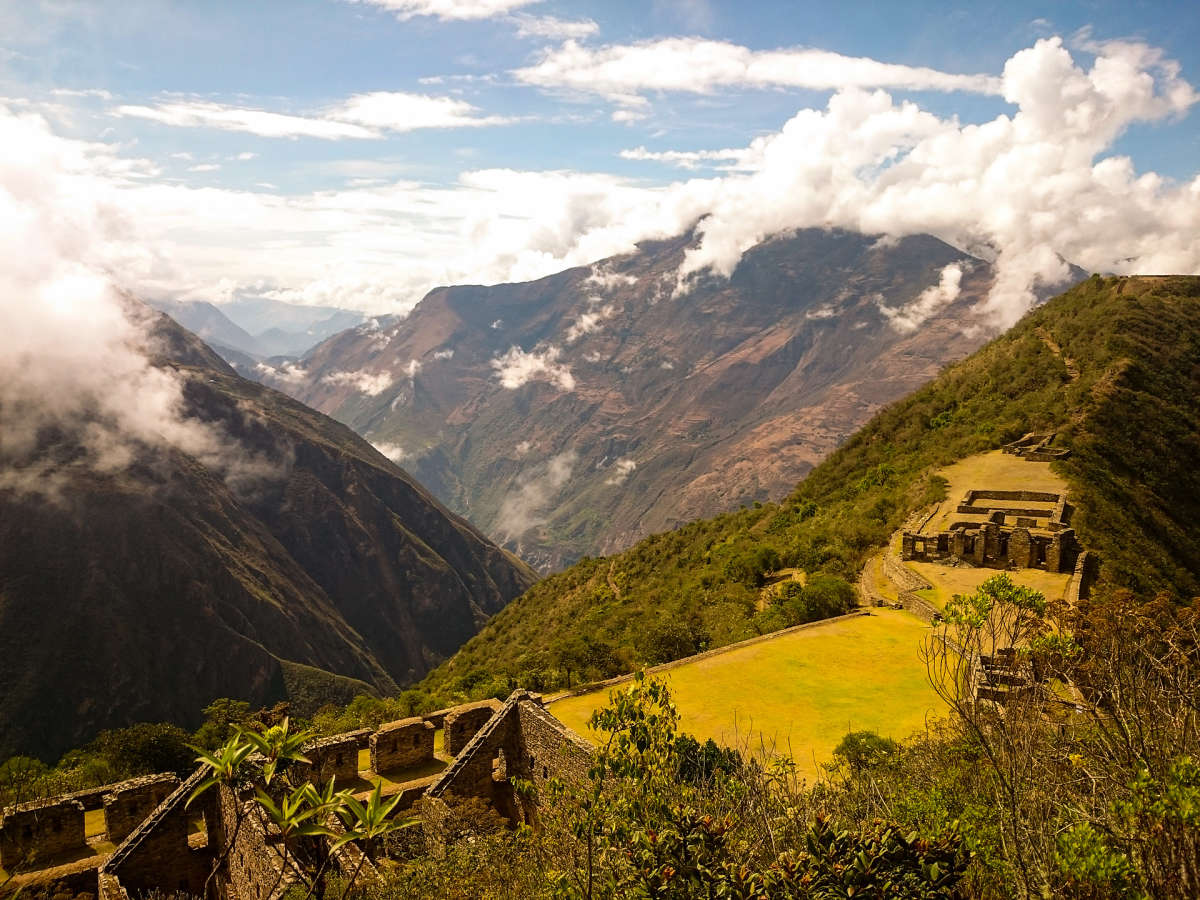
[549,609,943,781]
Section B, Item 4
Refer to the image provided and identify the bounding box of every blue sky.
[2,0,1198,320]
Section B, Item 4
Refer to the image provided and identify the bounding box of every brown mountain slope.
[273,229,1081,570]
[0,309,535,760]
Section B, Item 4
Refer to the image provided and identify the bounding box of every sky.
[2,0,1199,329]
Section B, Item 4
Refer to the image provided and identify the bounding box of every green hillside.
[422,275,1200,696]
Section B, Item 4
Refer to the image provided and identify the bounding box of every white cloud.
[498,449,576,538]
[187,163,220,172]
[433,348,454,359]
[491,344,576,390]
[512,13,598,39]
[564,301,614,342]
[620,145,754,170]
[113,92,509,140]
[405,358,421,378]
[332,91,513,130]
[322,369,394,395]
[514,38,1003,108]
[255,361,308,384]
[371,440,408,463]
[584,264,638,291]
[113,101,378,140]
[348,0,540,21]
[604,457,636,486]
[878,263,965,333]
[0,108,274,497]
[15,36,1200,336]
[234,151,257,161]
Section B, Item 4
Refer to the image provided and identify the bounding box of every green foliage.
[429,279,1200,697]
[833,730,901,772]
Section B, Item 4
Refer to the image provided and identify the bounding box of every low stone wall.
[371,717,435,772]
[102,774,179,844]
[0,796,87,871]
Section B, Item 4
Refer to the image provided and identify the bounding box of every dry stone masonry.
[902,488,1079,574]
[8,693,595,899]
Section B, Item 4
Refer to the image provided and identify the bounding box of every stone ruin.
[1002,432,1071,462]
[3,693,594,900]
[370,716,434,772]
[0,773,180,875]
[0,795,87,872]
[901,489,1079,573]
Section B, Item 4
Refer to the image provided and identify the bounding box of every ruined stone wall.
[513,701,594,799]
[444,700,502,756]
[214,784,299,900]
[371,718,434,772]
[102,774,179,844]
[299,729,370,787]
[103,771,212,898]
[0,796,86,871]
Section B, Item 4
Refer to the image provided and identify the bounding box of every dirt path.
[1036,326,1080,380]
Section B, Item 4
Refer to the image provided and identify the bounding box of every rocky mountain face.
[275,228,1080,571]
[0,310,535,760]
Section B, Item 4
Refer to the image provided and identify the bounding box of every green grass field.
[549,609,944,781]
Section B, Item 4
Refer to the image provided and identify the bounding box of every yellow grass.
[549,609,944,781]
[905,561,1071,611]
[923,450,1068,535]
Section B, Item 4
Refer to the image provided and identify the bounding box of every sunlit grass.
[550,609,944,781]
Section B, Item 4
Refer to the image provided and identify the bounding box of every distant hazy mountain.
[149,297,366,362]
[150,297,264,357]
[272,228,1084,571]
[0,306,535,760]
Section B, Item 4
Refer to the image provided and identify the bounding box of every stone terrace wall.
[444,700,502,756]
[370,717,434,772]
[0,796,86,871]
[103,774,179,844]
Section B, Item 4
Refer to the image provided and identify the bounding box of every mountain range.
[0,306,534,760]
[267,228,1083,570]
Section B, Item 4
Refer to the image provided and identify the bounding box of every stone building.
[443,699,503,756]
[901,489,1079,573]
[102,774,180,844]
[296,729,371,786]
[0,795,87,870]
[73,691,595,899]
[1002,432,1071,461]
[370,716,435,772]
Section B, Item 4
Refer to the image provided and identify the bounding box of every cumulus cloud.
[491,344,576,390]
[604,457,637,485]
[878,263,965,333]
[0,108,275,497]
[348,0,539,20]
[498,449,576,538]
[670,36,1200,326]
[433,348,454,359]
[17,36,1200,334]
[322,369,394,395]
[514,38,1003,109]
